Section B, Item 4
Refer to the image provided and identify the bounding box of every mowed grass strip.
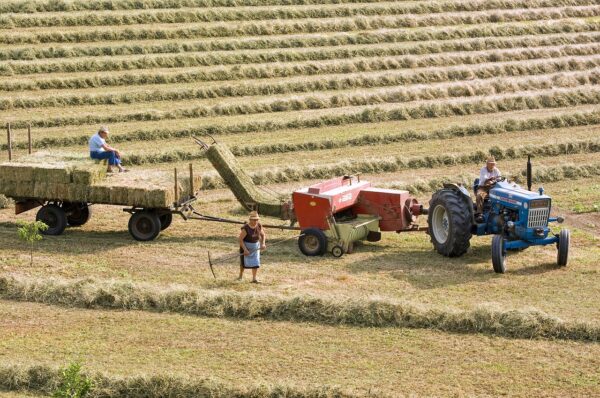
[1,301,599,396]
[1,7,598,46]
[4,88,600,151]
[0,17,595,49]
[3,64,599,112]
[1,275,600,342]
[0,0,594,29]
[1,21,597,62]
[3,39,599,76]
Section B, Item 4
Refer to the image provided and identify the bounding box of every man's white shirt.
[89,134,106,152]
[479,166,501,187]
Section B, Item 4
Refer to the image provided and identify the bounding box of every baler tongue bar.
[200,141,289,219]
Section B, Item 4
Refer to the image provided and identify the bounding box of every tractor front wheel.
[36,204,67,236]
[557,229,570,267]
[428,189,472,257]
[298,228,327,256]
[491,235,507,274]
[128,211,161,241]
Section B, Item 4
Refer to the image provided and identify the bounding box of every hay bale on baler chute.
[205,143,284,217]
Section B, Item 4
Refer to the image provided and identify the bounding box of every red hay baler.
[292,175,427,257]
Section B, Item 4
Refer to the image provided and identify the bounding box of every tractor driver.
[476,156,501,223]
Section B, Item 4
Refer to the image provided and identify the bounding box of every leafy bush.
[53,362,93,398]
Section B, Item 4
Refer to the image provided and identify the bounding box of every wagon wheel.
[128,211,161,241]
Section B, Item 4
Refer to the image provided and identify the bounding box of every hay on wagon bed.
[205,143,284,218]
[0,152,202,208]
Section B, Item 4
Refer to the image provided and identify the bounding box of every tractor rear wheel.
[491,235,507,274]
[298,228,327,256]
[428,189,472,257]
[557,229,570,267]
[128,211,161,241]
[36,204,67,236]
[64,202,91,226]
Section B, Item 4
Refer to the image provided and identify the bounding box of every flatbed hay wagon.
[0,151,202,241]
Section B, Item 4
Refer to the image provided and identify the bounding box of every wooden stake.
[189,163,194,196]
[27,124,32,154]
[6,123,12,161]
[174,168,179,205]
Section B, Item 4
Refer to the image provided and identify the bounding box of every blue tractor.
[427,157,570,273]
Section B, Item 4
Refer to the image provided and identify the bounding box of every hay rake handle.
[208,233,304,279]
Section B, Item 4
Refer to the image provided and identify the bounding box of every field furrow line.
[2,41,597,78]
[5,89,600,151]
[1,17,595,46]
[1,7,598,45]
[0,275,598,341]
[3,23,598,62]
[118,111,600,165]
[4,58,600,110]
[0,0,415,14]
[1,0,595,28]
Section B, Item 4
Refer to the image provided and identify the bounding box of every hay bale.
[205,143,284,217]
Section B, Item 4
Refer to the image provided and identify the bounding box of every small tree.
[17,220,48,266]
[53,362,94,398]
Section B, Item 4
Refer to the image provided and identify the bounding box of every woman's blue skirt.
[243,241,260,268]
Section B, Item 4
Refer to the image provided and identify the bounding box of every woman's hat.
[486,156,496,164]
[249,211,260,220]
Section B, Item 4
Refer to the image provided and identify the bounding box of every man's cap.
[486,156,496,164]
[98,126,110,134]
[249,211,260,220]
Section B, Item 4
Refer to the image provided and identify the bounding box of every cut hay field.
[1,0,600,397]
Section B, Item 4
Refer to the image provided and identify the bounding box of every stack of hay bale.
[205,143,285,218]
[0,152,201,208]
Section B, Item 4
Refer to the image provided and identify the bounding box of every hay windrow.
[0,364,360,398]
[0,275,597,342]
[3,40,599,77]
[4,55,600,110]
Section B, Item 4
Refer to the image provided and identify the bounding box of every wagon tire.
[159,213,173,231]
[428,189,472,257]
[557,229,570,267]
[128,211,161,241]
[65,202,91,226]
[36,204,67,236]
[298,228,327,256]
[491,235,507,274]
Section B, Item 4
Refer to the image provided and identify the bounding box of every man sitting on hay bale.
[89,126,127,173]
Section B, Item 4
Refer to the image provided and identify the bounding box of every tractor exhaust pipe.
[526,155,532,191]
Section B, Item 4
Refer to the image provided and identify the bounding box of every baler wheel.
[331,245,344,258]
[491,235,507,274]
[428,189,472,257]
[298,228,327,256]
[557,229,570,267]
[36,204,67,236]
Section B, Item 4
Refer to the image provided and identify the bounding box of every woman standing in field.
[238,211,266,283]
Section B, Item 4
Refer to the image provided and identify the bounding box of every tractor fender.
[442,183,475,225]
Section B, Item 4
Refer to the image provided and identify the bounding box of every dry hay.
[0,152,201,208]
[205,143,285,218]
[0,275,597,342]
